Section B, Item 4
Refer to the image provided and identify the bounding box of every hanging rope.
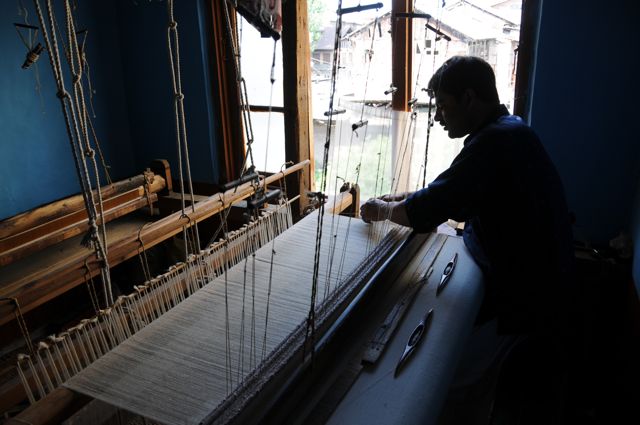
[166,0,202,258]
[32,0,113,306]
[2,298,34,356]
[327,12,382,296]
[222,0,257,176]
[305,0,345,360]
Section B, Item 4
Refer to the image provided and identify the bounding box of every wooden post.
[391,0,412,112]
[209,0,244,183]
[282,0,314,221]
[513,0,543,123]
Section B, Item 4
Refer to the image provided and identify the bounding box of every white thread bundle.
[16,203,293,404]
[62,214,398,425]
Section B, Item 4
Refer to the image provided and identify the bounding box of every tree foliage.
[308,0,327,51]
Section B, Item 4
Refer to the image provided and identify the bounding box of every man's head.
[427,56,500,138]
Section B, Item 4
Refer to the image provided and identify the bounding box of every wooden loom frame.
[3,0,543,421]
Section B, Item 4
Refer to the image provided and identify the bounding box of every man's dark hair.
[428,56,500,104]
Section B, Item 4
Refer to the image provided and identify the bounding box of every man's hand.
[378,192,411,202]
[361,198,411,227]
[360,198,389,223]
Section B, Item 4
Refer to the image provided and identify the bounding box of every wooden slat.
[391,0,413,112]
[0,161,308,327]
[325,191,353,215]
[4,387,90,425]
[0,175,148,240]
[249,105,285,113]
[282,0,313,219]
[0,194,158,268]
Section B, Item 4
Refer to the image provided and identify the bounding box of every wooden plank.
[282,0,313,220]
[0,175,148,240]
[0,162,308,327]
[249,105,286,113]
[0,194,158,267]
[4,387,90,425]
[391,0,413,112]
[325,191,353,215]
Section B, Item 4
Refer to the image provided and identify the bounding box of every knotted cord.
[222,0,257,176]
[167,0,202,258]
[307,0,345,359]
[33,0,113,307]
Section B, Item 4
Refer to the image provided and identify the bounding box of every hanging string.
[264,39,278,171]
[332,12,382,290]
[51,6,112,183]
[421,3,448,189]
[306,0,345,361]
[32,0,113,307]
[16,201,295,404]
[137,223,153,282]
[261,162,292,359]
[2,298,34,356]
[166,0,202,258]
[64,0,113,306]
[83,259,101,315]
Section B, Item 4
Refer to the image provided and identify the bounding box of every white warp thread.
[64,214,390,424]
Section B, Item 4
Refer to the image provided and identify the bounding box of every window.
[238,15,286,173]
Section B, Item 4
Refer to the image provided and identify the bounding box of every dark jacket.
[404,105,575,335]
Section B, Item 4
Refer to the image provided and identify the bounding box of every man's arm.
[360,199,411,227]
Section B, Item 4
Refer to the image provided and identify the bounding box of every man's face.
[433,91,470,139]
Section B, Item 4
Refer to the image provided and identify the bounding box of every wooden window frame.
[210,0,536,214]
[210,0,314,219]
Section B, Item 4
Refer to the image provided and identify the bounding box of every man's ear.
[463,88,477,107]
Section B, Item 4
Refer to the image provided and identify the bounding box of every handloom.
[60,212,407,424]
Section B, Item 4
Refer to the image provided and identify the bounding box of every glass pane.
[248,112,286,173]
[314,100,395,201]
[310,0,522,199]
[238,14,284,107]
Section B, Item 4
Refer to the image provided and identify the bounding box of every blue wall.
[531,0,640,292]
[0,1,135,219]
[531,0,640,245]
[0,0,221,220]
[115,0,221,186]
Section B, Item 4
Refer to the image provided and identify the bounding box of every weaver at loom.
[3,1,489,424]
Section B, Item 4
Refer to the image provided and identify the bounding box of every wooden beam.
[0,161,309,327]
[0,175,148,240]
[391,0,413,112]
[325,191,353,216]
[249,105,286,113]
[282,0,314,220]
[0,179,163,267]
[5,387,90,425]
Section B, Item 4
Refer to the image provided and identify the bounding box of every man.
[361,56,575,336]
[362,56,577,423]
